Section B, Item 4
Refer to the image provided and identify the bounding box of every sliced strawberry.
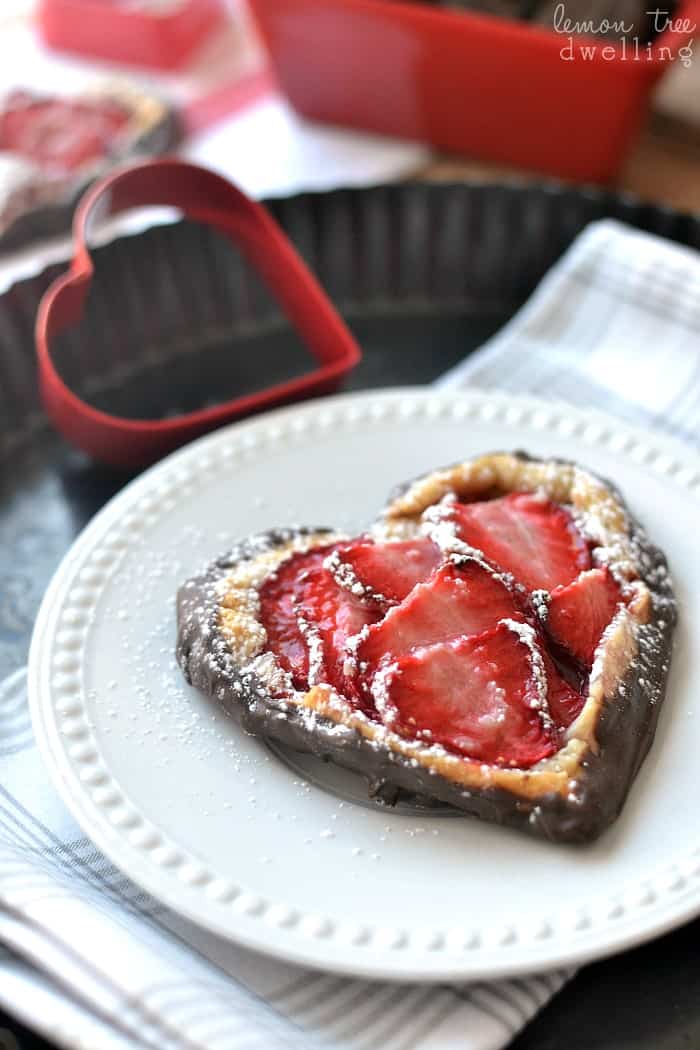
[547,567,621,667]
[257,494,598,761]
[0,93,130,174]
[259,545,379,700]
[295,566,378,702]
[328,537,441,604]
[450,493,591,592]
[357,561,525,674]
[378,623,559,767]
[259,547,330,686]
[542,652,586,727]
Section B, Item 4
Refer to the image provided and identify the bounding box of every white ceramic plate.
[29,389,700,981]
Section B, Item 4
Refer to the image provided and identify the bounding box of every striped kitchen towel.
[0,217,697,1050]
[438,218,700,443]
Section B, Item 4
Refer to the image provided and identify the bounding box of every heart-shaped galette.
[176,452,676,843]
[0,86,177,250]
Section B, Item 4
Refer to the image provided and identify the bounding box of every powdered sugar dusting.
[296,611,325,687]
[342,622,372,680]
[499,618,554,733]
[324,548,390,608]
[371,661,400,725]
[248,651,294,698]
[531,589,551,621]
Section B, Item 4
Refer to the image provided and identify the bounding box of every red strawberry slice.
[543,652,586,727]
[328,537,441,604]
[295,567,378,701]
[450,493,591,592]
[1,92,130,174]
[547,567,621,667]
[357,561,525,675]
[259,547,329,686]
[259,545,379,700]
[377,623,559,767]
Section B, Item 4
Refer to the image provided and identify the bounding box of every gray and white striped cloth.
[0,218,698,1050]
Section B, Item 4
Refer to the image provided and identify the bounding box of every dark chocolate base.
[176,465,676,845]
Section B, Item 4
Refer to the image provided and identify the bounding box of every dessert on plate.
[176,452,676,843]
[0,84,179,251]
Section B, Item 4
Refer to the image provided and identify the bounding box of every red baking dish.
[37,0,225,70]
[248,0,700,183]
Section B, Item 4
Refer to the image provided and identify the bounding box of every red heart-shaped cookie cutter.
[36,159,362,467]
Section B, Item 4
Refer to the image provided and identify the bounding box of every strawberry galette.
[0,86,179,251]
[176,452,676,843]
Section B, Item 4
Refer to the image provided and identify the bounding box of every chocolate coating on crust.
[176,458,676,844]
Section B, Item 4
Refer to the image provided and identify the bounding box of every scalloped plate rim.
[28,387,700,981]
